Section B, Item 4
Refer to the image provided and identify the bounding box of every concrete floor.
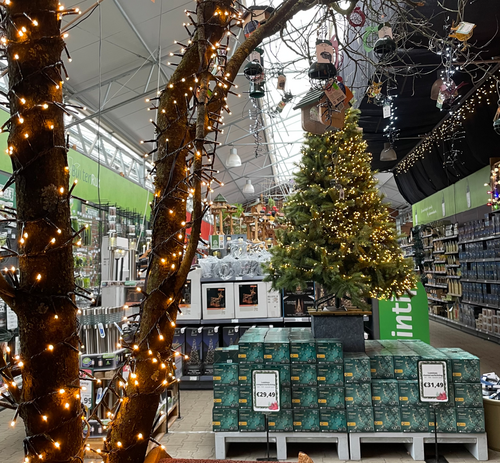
[1,320,500,463]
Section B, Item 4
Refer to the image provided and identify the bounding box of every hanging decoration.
[277,72,286,91]
[244,48,264,81]
[362,25,379,53]
[494,104,500,135]
[442,131,465,173]
[373,22,397,60]
[348,6,366,28]
[449,21,476,49]
[366,81,383,103]
[436,80,467,109]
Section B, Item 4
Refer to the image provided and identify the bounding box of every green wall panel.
[412,166,490,225]
[0,108,152,214]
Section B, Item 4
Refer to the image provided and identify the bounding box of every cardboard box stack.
[212,329,484,434]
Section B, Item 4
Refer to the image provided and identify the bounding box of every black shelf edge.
[461,279,500,284]
[446,264,461,268]
[425,284,448,289]
[462,300,500,310]
[428,296,447,303]
[176,317,285,325]
[462,258,500,263]
[445,276,461,279]
[429,313,500,345]
[458,234,500,245]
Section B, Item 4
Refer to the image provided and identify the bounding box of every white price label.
[80,379,93,411]
[252,370,280,412]
[418,360,449,403]
[383,104,391,119]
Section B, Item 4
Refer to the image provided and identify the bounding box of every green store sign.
[378,282,430,344]
[0,109,153,215]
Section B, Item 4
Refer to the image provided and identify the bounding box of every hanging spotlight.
[380,142,397,162]
[373,23,396,60]
[226,148,242,168]
[242,179,255,194]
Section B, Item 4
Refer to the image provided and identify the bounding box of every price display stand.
[418,360,450,463]
[252,370,280,461]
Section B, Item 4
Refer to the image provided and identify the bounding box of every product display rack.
[400,215,500,341]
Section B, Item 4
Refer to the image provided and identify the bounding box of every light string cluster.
[395,72,500,174]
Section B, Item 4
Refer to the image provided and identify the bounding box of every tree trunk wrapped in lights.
[104,2,354,462]
[0,2,83,463]
[265,109,416,308]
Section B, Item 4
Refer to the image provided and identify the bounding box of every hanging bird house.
[243,6,274,26]
[293,89,344,134]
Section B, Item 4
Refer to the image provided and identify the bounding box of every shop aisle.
[1,320,500,462]
[429,320,500,374]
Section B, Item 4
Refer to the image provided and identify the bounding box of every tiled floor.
[1,320,500,463]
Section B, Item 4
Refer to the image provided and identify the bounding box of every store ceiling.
[58,0,500,210]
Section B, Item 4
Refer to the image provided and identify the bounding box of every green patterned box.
[238,408,265,432]
[344,383,372,408]
[317,363,344,386]
[456,408,485,433]
[214,346,239,364]
[315,339,343,364]
[374,406,402,432]
[398,380,422,407]
[439,349,481,383]
[293,409,320,432]
[454,383,483,408]
[346,407,375,432]
[401,406,432,432]
[291,364,318,386]
[264,340,290,364]
[213,407,238,432]
[372,379,399,407]
[239,386,252,409]
[292,386,318,409]
[290,339,317,363]
[238,339,264,364]
[213,385,239,408]
[367,351,395,379]
[436,407,457,433]
[213,363,238,386]
[280,387,292,409]
[320,410,347,432]
[238,363,264,386]
[393,352,420,380]
[317,386,344,409]
[268,410,293,432]
[344,353,371,383]
[268,363,291,387]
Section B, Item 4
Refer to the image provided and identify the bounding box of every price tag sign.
[252,370,280,412]
[80,378,93,414]
[418,360,449,403]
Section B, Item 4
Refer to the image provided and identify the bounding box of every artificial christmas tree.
[265,108,415,310]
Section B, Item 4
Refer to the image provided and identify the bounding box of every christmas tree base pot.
[310,312,365,352]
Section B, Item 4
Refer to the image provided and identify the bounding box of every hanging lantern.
[494,106,500,136]
[373,23,396,59]
[249,82,265,99]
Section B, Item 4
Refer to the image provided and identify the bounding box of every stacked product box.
[212,330,484,434]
